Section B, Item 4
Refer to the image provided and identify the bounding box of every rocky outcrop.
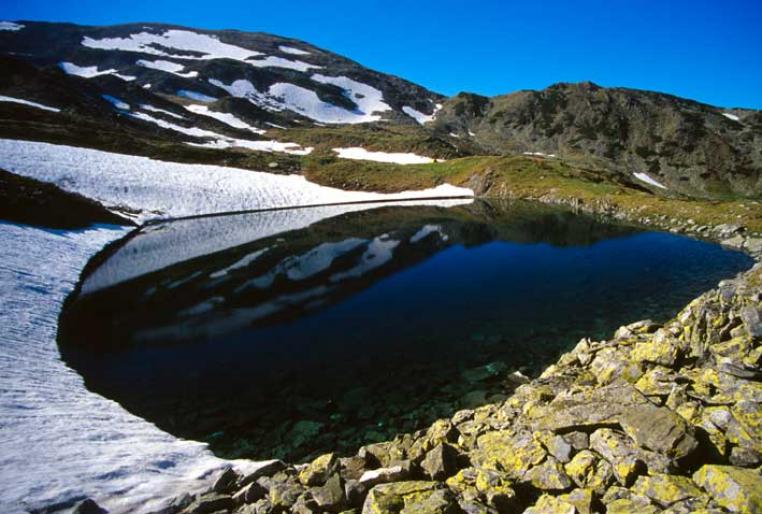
[165,259,762,513]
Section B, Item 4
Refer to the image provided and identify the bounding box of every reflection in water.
[59,200,753,462]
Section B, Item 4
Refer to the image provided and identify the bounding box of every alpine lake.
[58,199,754,463]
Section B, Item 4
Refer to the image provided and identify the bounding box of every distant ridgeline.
[0,20,761,199]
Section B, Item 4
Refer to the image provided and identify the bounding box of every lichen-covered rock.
[525,457,573,491]
[631,473,702,507]
[523,494,576,514]
[528,382,697,460]
[181,493,235,514]
[421,443,459,481]
[589,429,645,486]
[558,488,594,514]
[692,464,762,513]
[268,481,302,511]
[299,452,338,486]
[312,473,346,511]
[471,430,545,478]
[361,481,455,514]
[564,450,613,494]
[631,336,680,366]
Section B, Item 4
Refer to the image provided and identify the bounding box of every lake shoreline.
[115,201,762,514]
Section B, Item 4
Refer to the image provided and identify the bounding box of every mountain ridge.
[1,20,761,199]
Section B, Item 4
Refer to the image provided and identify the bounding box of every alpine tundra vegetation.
[0,4,761,514]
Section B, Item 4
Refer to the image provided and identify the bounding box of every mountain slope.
[0,21,442,127]
[432,82,762,198]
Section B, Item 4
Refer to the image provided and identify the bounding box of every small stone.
[525,457,573,491]
[559,488,594,514]
[184,493,235,514]
[545,434,573,463]
[523,494,576,514]
[421,443,459,480]
[692,464,762,513]
[564,450,613,494]
[563,431,589,451]
[740,306,762,338]
[73,499,107,514]
[589,429,644,486]
[233,482,268,504]
[345,479,369,508]
[360,481,445,514]
[312,473,346,511]
[722,235,746,249]
[358,464,409,487]
[212,467,239,493]
[269,481,302,510]
[239,460,287,486]
[606,497,660,514]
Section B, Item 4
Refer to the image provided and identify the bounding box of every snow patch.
[523,151,557,158]
[312,74,391,119]
[633,172,668,190]
[60,61,117,78]
[82,29,263,62]
[279,45,311,56]
[177,90,217,102]
[184,104,265,134]
[403,105,435,124]
[140,104,186,119]
[0,21,24,31]
[722,112,741,122]
[0,139,473,224]
[114,73,136,81]
[333,147,435,165]
[247,55,320,72]
[137,59,198,78]
[101,94,130,111]
[0,95,60,113]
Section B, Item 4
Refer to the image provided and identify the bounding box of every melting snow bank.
[333,146,437,165]
[0,221,271,513]
[0,139,471,223]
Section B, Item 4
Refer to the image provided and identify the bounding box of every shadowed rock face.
[58,200,751,462]
[433,82,762,199]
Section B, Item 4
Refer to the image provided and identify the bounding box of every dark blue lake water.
[58,200,753,461]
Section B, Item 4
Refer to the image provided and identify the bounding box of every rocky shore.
[111,221,762,514]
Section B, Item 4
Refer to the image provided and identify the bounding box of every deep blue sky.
[2,0,761,108]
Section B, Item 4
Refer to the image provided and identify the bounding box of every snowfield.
[0,95,61,113]
[82,29,263,62]
[0,139,472,224]
[0,221,282,514]
[333,146,436,164]
[0,134,472,512]
[209,76,393,124]
[247,55,321,72]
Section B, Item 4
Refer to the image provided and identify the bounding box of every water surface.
[59,200,753,461]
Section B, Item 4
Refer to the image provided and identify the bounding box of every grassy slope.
[304,154,762,234]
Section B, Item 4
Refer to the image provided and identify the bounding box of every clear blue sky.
[2,0,761,108]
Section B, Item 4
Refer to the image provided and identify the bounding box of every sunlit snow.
[0,139,472,223]
[333,147,435,164]
[184,104,265,134]
[0,21,24,31]
[247,55,321,72]
[82,29,263,61]
[140,104,186,119]
[279,45,311,56]
[402,105,435,124]
[722,112,741,122]
[60,61,118,78]
[137,59,198,78]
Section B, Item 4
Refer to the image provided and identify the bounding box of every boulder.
[421,443,459,481]
[631,473,702,507]
[692,464,762,513]
[298,452,337,486]
[361,481,454,514]
[239,460,287,486]
[471,430,545,478]
[312,473,346,511]
[564,449,613,494]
